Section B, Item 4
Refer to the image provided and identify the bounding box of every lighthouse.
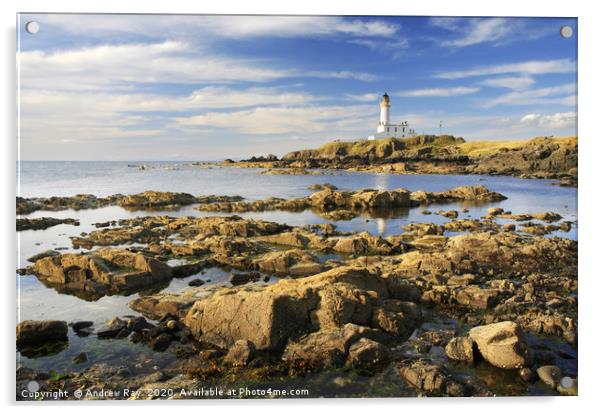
[377,93,390,132]
[368,93,414,140]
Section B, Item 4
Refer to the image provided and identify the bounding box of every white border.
[2,0,600,412]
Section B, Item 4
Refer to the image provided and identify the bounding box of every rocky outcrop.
[178,266,420,352]
[17,217,79,231]
[409,185,506,204]
[17,320,68,346]
[118,191,198,209]
[32,249,173,299]
[272,136,577,183]
[17,194,123,215]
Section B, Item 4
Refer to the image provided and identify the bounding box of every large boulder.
[468,321,530,369]
[17,320,68,346]
[183,266,392,350]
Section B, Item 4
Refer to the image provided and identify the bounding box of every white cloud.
[345,93,380,102]
[479,76,535,90]
[173,105,375,135]
[20,41,378,92]
[520,112,577,129]
[20,41,296,91]
[395,87,480,97]
[37,14,399,39]
[482,84,576,107]
[436,59,575,79]
[430,17,550,48]
[432,18,513,47]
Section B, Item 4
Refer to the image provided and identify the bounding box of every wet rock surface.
[16,176,577,399]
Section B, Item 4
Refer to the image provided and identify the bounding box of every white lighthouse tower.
[368,93,414,140]
[377,93,390,133]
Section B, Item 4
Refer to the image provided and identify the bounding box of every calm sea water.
[16,161,578,387]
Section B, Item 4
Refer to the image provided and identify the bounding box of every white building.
[368,93,414,140]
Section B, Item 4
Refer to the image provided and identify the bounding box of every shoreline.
[16,184,578,399]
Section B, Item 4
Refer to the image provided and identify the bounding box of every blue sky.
[18,14,577,160]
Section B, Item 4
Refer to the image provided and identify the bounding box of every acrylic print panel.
[16,14,577,400]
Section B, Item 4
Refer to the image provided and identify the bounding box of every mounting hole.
[560,25,573,39]
[25,21,39,34]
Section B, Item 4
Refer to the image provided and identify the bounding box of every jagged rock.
[445,337,475,363]
[282,324,389,368]
[118,191,197,209]
[370,300,421,338]
[27,249,60,263]
[469,321,530,369]
[32,248,173,297]
[70,321,93,333]
[253,249,324,276]
[454,285,501,310]
[183,266,394,350]
[347,338,391,369]
[17,217,79,231]
[397,359,467,397]
[223,340,256,367]
[16,320,68,346]
[229,272,260,286]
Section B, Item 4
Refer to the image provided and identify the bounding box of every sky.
[17,14,577,160]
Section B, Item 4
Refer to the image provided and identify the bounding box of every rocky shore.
[226,136,578,185]
[17,183,577,399]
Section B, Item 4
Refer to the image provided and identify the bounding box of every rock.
[118,191,197,209]
[308,183,338,191]
[223,339,256,366]
[445,337,474,363]
[107,317,126,330]
[253,249,324,277]
[228,272,260,286]
[439,210,459,219]
[370,300,421,339]
[468,321,530,369]
[183,266,389,350]
[347,338,391,369]
[16,320,68,346]
[33,248,173,298]
[73,352,88,364]
[70,321,93,333]
[519,367,537,382]
[454,285,501,310]
[397,360,467,397]
[27,250,60,263]
[537,365,562,388]
[487,207,504,216]
[282,324,388,368]
[150,333,173,351]
[97,327,127,339]
[17,217,80,231]
[187,279,205,287]
[126,316,153,332]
